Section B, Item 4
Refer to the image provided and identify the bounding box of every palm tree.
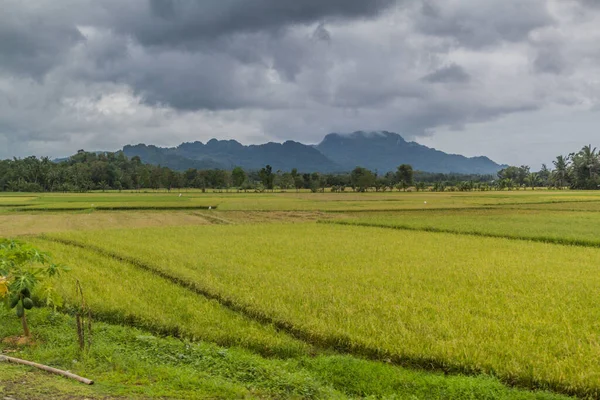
[552,155,569,189]
[525,172,540,190]
[538,164,551,187]
[580,144,599,180]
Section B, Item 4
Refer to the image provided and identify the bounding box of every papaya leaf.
[0,276,8,297]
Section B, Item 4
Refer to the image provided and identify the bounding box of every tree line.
[496,145,600,190]
[1,145,598,192]
[0,150,416,193]
[0,150,444,193]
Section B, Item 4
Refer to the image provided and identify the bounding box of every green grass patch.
[0,308,334,399]
[0,308,571,399]
[326,209,600,247]
[42,224,600,397]
[27,238,310,358]
[5,190,600,213]
[12,204,217,212]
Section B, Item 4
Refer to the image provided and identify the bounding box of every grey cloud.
[125,50,283,111]
[312,23,332,43]
[415,0,554,48]
[0,0,397,78]
[575,0,600,8]
[106,0,397,47]
[68,29,302,110]
[533,48,566,74]
[0,2,84,77]
[422,64,470,83]
[260,82,541,144]
[1,0,600,167]
[527,23,571,76]
[0,0,400,112]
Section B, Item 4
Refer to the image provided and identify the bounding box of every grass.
[328,208,600,247]
[4,190,600,398]
[0,195,37,203]
[0,209,343,237]
[27,238,310,358]
[41,223,600,397]
[0,211,211,237]
[0,308,572,399]
[0,362,98,399]
[5,190,600,213]
[0,308,332,399]
[499,201,600,212]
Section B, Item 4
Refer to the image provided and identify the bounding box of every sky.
[1,0,600,168]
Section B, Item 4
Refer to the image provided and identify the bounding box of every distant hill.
[124,139,341,172]
[174,139,340,172]
[123,144,224,170]
[121,131,505,174]
[316,131,504,174]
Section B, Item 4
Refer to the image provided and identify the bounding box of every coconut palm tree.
[552,155,569,189]
[579,144,599,180]
[568,145,600,189]
[525,172,540,190]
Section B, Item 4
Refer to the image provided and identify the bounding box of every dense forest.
[1,145,599,192]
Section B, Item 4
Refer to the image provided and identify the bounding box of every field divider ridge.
[190,212,233,225]
[481,198,600,206]
[10,205,219,212]
[35,234,592,398]
[319,220,600,249]
[495,206,600,213]
[323,206,497,213]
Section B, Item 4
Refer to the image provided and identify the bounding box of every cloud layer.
[1,0,600,166]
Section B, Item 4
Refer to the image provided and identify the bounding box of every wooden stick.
[0,354,94,385]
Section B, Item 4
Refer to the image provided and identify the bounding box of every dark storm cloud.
[68,29,306,110]
[0,0,398,111]
[0,3,84,77]
[0,0,397,78]
[100,0,398,48]
[1,0,600,167]
[422,64,470,83]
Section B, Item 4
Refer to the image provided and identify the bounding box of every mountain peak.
[122,131,503,174]
[316,131,501,174]
[321,131,407,145]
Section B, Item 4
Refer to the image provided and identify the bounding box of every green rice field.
[3,189,600,212]
[2,189,600,399]
[329,208,600,246]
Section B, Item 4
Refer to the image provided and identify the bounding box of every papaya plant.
[0,239,68,337]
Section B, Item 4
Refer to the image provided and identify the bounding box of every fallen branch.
[0,354,94,385]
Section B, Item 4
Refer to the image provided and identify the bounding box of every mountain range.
[122,131,504,174]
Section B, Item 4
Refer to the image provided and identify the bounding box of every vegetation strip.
[481,199,600,206]
[323,206,496,213]
[496,206,600,213]
[1,309,570,400]
[36,235,589,398]
[36,236,323,346]
[192,212,233,225]
[10,205,218,212]
[321,220,600,248]
[30,237,308,357]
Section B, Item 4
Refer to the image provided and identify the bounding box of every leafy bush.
[0,239,68,336]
